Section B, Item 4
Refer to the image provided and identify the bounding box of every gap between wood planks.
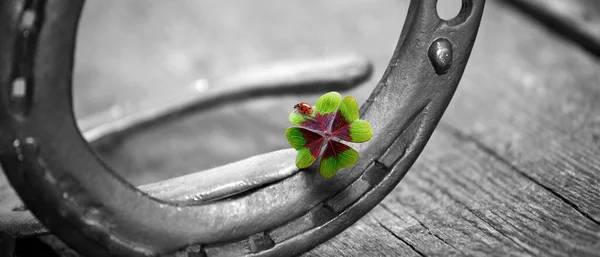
[378,203,467,256]
[438,122,600,226]
[375,218,427,257]
[309,0,600,254]
[311,121,600,256]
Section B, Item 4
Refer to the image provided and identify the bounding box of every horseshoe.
[0,0,485,256]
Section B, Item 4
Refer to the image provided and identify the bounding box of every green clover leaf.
[285,92,373,178]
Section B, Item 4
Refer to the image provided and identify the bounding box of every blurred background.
[72,0,440,185]
[71,0,599,187]
[3,0,600,255]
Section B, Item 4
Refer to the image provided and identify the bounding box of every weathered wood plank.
[304,209,423,257]
[2,0,600,256]
[317,126,600,256]
[309,0,600,256]
[407,127,598,255]
[443,0,600,224]
[373,204,469,257]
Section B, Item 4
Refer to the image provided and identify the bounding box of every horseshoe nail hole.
[437,0,463,20]
[10,77,32,118]
[12,78,27,97]
[20,10,36,30]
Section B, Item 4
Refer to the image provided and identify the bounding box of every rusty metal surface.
[0,0,485,256]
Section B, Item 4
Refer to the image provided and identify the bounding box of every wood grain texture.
[1,0,600,256]
[444,0,600,224]
[304,211,423,257]
[306,0,600,256]
[383,127,599,256]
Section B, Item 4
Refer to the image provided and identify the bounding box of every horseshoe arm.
[0,0,485,256]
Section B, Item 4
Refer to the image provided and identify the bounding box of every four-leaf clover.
[285,92,373,178]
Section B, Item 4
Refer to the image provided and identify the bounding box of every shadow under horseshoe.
[0,0,485,256]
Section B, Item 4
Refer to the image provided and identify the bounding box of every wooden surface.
[503,0,600,57]
[1,0,600,256]
[308,0,600,256]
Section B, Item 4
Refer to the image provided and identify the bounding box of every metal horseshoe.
[0,0,485,256]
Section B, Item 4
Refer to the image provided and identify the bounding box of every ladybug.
[294,102,313,115]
